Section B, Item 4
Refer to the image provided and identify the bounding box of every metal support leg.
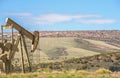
[21,35,32,72]
[4,60,11,74]
[19,36,25,73]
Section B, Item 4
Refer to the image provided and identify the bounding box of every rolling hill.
[12,30,120,63]
[34,37,120,63]
[9,30,120,72]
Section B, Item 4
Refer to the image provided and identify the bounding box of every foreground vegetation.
[0,68,120,78]
[38,52,120,72]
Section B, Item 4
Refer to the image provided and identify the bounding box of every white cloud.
[36,14,101,23]
[6,13,116,25]
[78,19,116,24]
[18,13,103,25]
[4,12,31,16]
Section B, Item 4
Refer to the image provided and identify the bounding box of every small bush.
[109,66,120,72]
[77,70,90,75]
[61,68,68,73]
[95,68,112,74]
[45,66,52,72]
[36,68,42,72]
[48,75,54,78]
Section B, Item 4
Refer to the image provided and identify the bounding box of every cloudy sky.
[0,0,120,31]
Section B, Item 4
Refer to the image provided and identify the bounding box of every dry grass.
[0,69,120,78]
[84,39,120,49]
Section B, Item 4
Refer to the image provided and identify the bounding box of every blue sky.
[0,0,120,31]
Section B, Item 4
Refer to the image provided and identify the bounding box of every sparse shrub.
[76,67,82,70]
[61,68,68,73]
[91,64,94,67]
[36,68,42,72]
[77,70,90,75]
[96,64,100,67]
[66,75,72,78]
[45,66,52,72]
[25,74,38,78]
[48,75,54,78]
[81,64,88,69]
[109,66,120,72]
[95,68,112,74]
[69,69,76,74]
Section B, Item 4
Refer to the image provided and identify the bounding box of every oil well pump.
[0,18,39,74]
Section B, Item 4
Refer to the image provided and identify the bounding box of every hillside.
[39,30,120,70]
[6,30,120,65]
[34,37,120,63]
[39,30,120,47]
[12,30,119,64]
[6,30,120,72]
[40,52,120,72]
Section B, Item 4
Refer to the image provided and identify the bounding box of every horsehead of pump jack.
[4,18,39,52]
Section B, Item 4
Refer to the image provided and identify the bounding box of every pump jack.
[0,18,39,74]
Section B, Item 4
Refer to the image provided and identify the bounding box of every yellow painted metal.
[2,25,12,29]
[0,18,39,74]
[5,18,39,52]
